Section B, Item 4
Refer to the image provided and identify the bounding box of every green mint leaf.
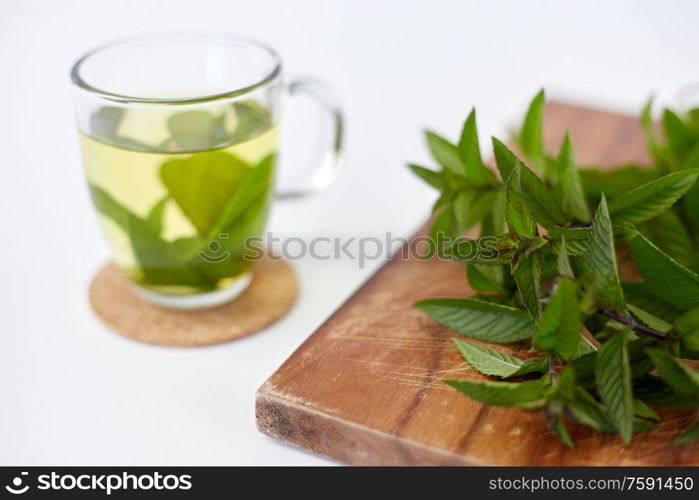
[580,165,660,207]
[505,164,536,237]
[458,109,497,185]
[640,96,653,136]
[89,183,133,234]
[431,192,449,214]
[663,109,695,163]
[519,162,567,227]
[518,89,545,170]
[515,358,551,376]
[639,210,692,266]
[645,348,699,404]
[492,137,519,181]
[627,304,672,333]
[628,339,655,378]
[633,398,661,422]
[407,164,445,190]
[125,213,210,287]
[634,375,698,408]
[425,131,465,176]
[146,196,168,235]
[688,107,699,128]
[533,277,581,360]
[674,418,699,445]
[228,100,273,144]
[167,100,274,150]
[575,335,598,358]
[444,377,550,408]
[607,170,699,225]
[673,305,699,353]
[566,387,615,433]
[443,169,471,191]
[415,298,535,343]
[427,206,457,257]
[554,364,576,397]
[186,155,275,286]
[546,403,574,448]
[512,251,543,320]
[209,155,275,236]
[595,328,634,443]
[549,225,591,257]
[640,97,666,167]
[192,189,272,285]
[570,352,596,389]
[447,234,517,264]
[627,228,699,310]
[681,146,699,233]
[88,107,154,152]
[170,235,204,261]
[682,136,699,168]
[167,110,227,151]
[633,417,660,433]
[483,190,506,236]
[556,238,574,278]
[547,369,578,448]
[466,263,504,294]
[523,236,548,253]
[453,189,498,233]
[89,184,210,288]
[555,132,591,221]
[493,139,582,226]
[622,282,682,323]
[452,339,546,378]
[588,196,626,313]
[160,151,252,236]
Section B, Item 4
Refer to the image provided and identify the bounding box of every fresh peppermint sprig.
[410,90,699,447]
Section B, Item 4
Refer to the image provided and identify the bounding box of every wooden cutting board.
[255,102,699,465]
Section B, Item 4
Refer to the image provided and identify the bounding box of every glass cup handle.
[276,78,344,199]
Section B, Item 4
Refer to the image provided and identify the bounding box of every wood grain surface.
[255,102,699,465]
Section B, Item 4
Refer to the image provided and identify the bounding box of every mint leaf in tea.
[82,100,277,296]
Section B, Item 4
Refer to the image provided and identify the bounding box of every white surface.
[1,0,698,465]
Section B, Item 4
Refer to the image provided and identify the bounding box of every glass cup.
[71,34,342,309]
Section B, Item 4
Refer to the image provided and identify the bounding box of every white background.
[1,0,697,465]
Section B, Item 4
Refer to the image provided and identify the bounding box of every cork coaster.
[89,255,298,347]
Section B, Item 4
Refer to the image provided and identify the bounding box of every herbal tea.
[81,101,278,296]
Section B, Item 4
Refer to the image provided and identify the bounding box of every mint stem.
[597,308,668,340]
[547,356,558,383]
